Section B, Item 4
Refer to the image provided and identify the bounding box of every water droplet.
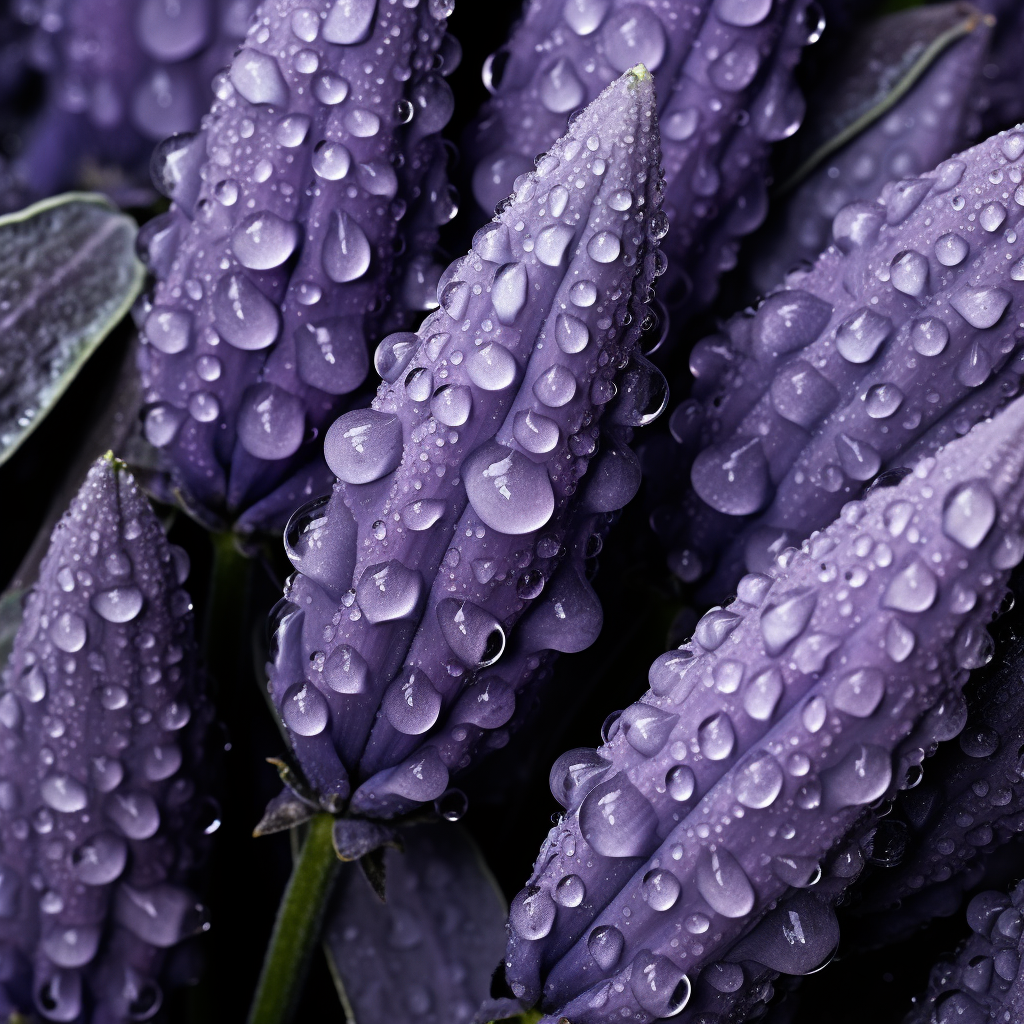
[588,924,624,969]
[510,886,556,940]
[602,4,666,72]
[823,744,892,806]
[864,383,903,419]
[467,342,517,390]
[213,274,280,351]
[649,649,697,699]
[237,383,305,460]
[802,695,826,732]
[535,225,576,267]
[942,480,996,549]
[114,884,205,947]
[437,599,505,668]
[554,874,586,907]
[621,705,678,756]
[772,855,820,888]
[230,50,288,106]
[885,619,916,662]
[579,773,657,856]
[464,443,555,535]
[744,667,783,721]
[356,561,422,624]
[587,231,621,264]
[889,250,928,297]
[106,792,161,839]
[540,57,585,113]
[323,211,371,283]
[950,286,1011,329]
[324,409,402,484]
[160,701,191,730]
[513,409,560,454]
[322,645,368,694]
[72,833,127,885]
[835,434,881,481]
[696,847,755,917]
[431,384,473,427]
[836,309,891,363]
[956,342,992,388]
[313,72,349,105]
[42,926,101,968]
[492,263,528,324]
[312,140,351,180]
[563,0,608,34]
[533,364,577,408]
[934,233,968,266]
[770,361,837,428]
[281,682,329,736]
[735,752,783,808]
[715,0,771,26]
[101,685,129,711]
[144,307,191,354]
[383,669,441,734]
[832,668,883,717]
[642,869,681,911]
[698,713,736,760]
[322,0,376,44]
[761,591,816,655]
[144,744,182,782]
[709,41,761,92]
[691,436,770,515]
[50,613,86,653]
[666,764,695,802]
[91,587,144,624]
[40,775,87,813]
[570,280,597,307]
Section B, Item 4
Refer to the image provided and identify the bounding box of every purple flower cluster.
[0,457,213,1022]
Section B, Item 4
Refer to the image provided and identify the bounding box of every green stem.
[204,532,253,696]
[248,814,341,1024]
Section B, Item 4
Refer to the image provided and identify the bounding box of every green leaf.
[777,2,989,195]
[0,193,144,466]
[0,588,24,672]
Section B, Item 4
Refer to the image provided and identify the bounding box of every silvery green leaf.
[777,2,988,195]
[0,193,144,466]
[323,823,508,1024]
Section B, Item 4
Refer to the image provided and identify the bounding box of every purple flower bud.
[750,4,993,294]
[506,395,1024,1021]
[904,880,1024,1024]
[656,123,1024,601]
[323,823,509,1024]
[9,0,255,201]
[138,0,455,529]
[266,66,665,818]
[0,456,214,1022]
[467,0,819,324]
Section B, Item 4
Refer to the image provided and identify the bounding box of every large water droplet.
[281,682,329,737]
[106,792,161,839]
[237,383,305,460]
[230,50,288,106]
[588,925,624,970]
[92,587,144,623]
[835,434,881,481]
[313,72,349,105]
[356,561,423,624]
[534,365,577,407]
[554,874,586,907]
[144,307,191,354]
[322,645,367,694]
[889,251,928,297]
[934,233,968,266]
[383,669,441,735]
[950,286,1011,329]
[431,384,473,427]
[579,773,657,857]
[649,649,697,699]
[232,211,299,271]
[709,42,760,92]
[642,869,681,911]
[556,313,589,354]
[943,481,996,549]
[464,443,555,534]
[735,752,783,808]
[770,361,837,428]
[510,886,556,941]
[322,0,377,44]
[694,609,741,651]
[535,225,576,268]
[213,274,280,350]
[296,318,368,395]
[836,309,891,363]
[42,927,101,968]
[72,833,127,885]
[602,4,666,72]
[40,775,88,813]
[323,211,371,283]
[832,668,883,717]
[587,231,621,264]
[137,0,211,61]
[549,747,609,808]
[744,667,783,721]
[621,704,678,757]
[883,557,937,613]
[50,613,87,653]
[824,744,892,807]
[715,0,771,26]
[324,409,402,484]
[437,599,505,668]
[696,847,755,917]
[666,764,695,802]
[312,140,351,180]
[864,383,903,419]
[698,713,736,760]
[492,263,528,324]
[114,884,205,947]
[513,409,560,454]
[691,437,770,515]
[540,58,585,113]
[467,342,517,390]
[761,591,816,655]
